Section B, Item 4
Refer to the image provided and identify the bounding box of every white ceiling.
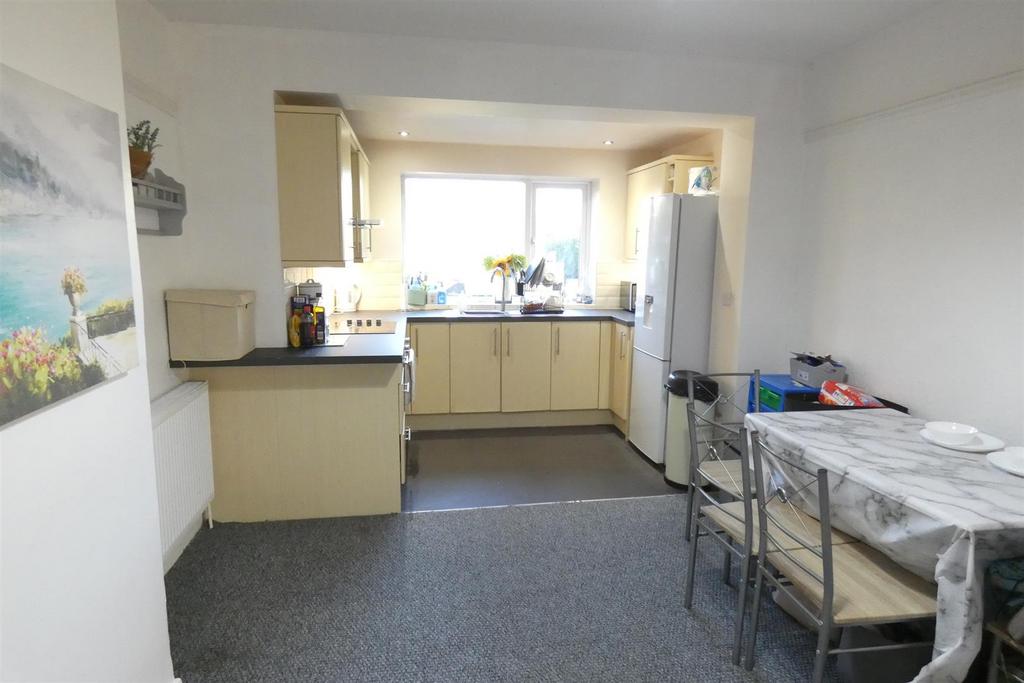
[153,0,935,64]
[338,95,728,149]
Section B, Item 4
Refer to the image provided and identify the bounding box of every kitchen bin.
[165,289,255,361]
[664,370,718,487]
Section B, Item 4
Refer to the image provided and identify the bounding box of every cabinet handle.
[414,328,418,355]
[555,327,560,356]
[634,227,640,255]
[403,427,411,441]
[619,331,626,359]
[492,327,498,356]
[506,329,511,357]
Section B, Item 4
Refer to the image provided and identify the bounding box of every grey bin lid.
[665,370,718,402]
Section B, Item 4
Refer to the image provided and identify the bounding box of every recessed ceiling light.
[603,140,614,145]
[398,130,410,137]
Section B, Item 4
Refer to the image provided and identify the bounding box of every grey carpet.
[403,426,680,511]
[166,495,838,682]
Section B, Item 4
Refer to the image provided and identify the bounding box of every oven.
[399,339,414,485]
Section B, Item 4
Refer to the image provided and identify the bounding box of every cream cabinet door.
[409,323,450,414]
[625,163,669,261]
[450,323,501,414]
[275,108,354,267]
[598,321,613,409]
[500,322,551,412]
[610,323,633,420]
[550,322,601,410]
[351,147,372,262]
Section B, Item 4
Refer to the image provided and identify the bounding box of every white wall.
[139,19,806,378]
[0,2,175,682]
[800,1,1024,442]
[117,0,190,400]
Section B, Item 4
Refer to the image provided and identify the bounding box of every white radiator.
[151,381,214,572]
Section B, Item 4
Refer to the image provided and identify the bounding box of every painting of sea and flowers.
[0,64,138,428]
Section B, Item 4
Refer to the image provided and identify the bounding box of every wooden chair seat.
[698,459,750,498]
[765,542,937,625]
[703,500,858,553]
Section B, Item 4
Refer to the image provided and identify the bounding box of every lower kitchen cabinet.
[551,321,601,410]
[610,322,633,420]
[501,322,551,412]
[409,323,450,414]
[190,363,403,521]
[450,322,501,413]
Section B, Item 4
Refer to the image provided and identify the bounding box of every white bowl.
[924,421,979,446]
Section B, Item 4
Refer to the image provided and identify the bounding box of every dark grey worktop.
[404,308,635,325]
[170,309,633,368]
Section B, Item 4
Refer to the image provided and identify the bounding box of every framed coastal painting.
[0,64,139,429]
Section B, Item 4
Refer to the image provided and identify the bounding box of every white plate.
[919,428,1005,453]
[988,447,1024,477]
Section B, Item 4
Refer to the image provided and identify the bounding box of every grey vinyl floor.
[402,426,680,511]
[165,495,841,682]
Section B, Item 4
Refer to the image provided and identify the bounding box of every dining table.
[744,408,1024,683]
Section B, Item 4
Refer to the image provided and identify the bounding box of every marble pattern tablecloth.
[744,408,1024,683]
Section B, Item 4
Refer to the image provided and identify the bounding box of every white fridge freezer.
[628,194,718,463]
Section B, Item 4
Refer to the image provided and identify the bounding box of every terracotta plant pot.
[129,147,152,179]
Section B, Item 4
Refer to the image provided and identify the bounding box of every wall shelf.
[133,169,186,235]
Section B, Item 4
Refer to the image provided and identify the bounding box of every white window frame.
[401,172,594,295]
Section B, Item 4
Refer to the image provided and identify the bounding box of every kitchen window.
[403,174,593,302]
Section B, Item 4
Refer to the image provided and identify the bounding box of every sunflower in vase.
[482,254,528,278]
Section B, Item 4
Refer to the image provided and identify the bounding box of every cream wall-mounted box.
[165,289,256,361]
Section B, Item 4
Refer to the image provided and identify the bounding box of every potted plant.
[126,119,161,179]
[60,267,87,316]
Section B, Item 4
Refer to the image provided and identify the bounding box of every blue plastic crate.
[748,374,819,413]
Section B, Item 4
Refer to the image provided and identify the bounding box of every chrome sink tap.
[490,267,509,313]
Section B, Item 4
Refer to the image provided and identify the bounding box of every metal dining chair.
[682,370,761,543]
[681,371,760,666]
[744,431,938,681]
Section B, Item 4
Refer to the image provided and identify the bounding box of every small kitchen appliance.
[620,281,638,312]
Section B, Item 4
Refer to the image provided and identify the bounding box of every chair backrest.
[748,430,835,626]
[684,371,761,538]
[684,371,761,492]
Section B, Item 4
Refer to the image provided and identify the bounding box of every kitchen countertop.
[169,309,634,368]
[404,308,635,325]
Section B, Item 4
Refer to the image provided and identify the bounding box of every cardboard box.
[166,289,255,361]
[790,353,846,388]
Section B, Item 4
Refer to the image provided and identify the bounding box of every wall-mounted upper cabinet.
[624,154,713,260]
[274,105,361,268]
[350,146,372,263]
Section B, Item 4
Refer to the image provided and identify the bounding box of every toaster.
[620,281,638,312]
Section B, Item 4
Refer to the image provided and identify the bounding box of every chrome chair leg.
[684,507,701,608]
[684,487,696,542]
[811,619,831,683]
[744,566,765,670]
[722,542,733,586]
[732,555,754,665]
